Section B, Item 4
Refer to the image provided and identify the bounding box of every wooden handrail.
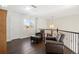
[41,29,79,34]
[58,29,79,34]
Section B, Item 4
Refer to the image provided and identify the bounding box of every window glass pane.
[24,19,33,28]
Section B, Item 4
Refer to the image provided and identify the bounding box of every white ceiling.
[1,5,79,18]
[5,5,63,15]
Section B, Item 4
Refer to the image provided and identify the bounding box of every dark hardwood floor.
[7,38,45,54]
[7,38,74,54]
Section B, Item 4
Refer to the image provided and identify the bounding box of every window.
[24,19,33,28]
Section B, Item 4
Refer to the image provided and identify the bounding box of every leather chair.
[30,32,43,43]
[45,33,65,54]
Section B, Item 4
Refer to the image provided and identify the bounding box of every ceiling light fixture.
[25,5,37,11]
[25,6,33,11]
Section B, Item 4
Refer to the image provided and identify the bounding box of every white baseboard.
[7,36,30,42]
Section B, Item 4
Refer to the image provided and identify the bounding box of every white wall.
[53,15,79,32]
[7,11,28,41]
[7,10,47,41]
[37,17,47,32]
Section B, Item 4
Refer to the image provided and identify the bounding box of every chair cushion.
[46,36,57,41]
